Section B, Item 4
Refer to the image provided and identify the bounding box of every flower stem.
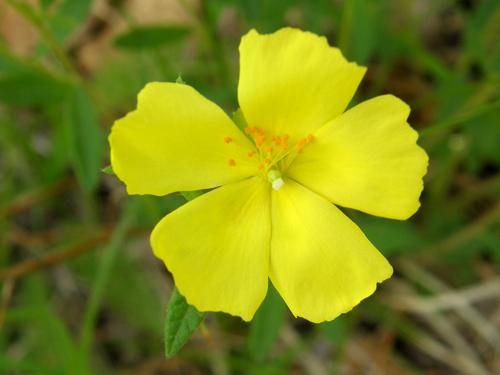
[420,99,500,138]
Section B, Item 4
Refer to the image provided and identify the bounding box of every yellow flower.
[109,28,428,323]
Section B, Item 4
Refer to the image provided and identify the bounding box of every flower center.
[267,168,284,191]
[223,126,315,190]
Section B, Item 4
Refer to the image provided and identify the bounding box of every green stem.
[338,0,354,55]
[179,0,231,85]
[6,0,80,80]
[78,203,135,360]
[419,99,500,138]
[200,1,231,85]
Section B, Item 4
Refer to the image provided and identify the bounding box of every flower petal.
[238,28,366,141]
[287,95,429,220]
[151,177,271,321]
[270,179,392,323]
[109,82,258,196]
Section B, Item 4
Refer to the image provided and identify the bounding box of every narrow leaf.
[115,26,190,50]
[180,190,203,201]
[0,72,68,106]
[101,165,114,175]
[247,284,287,361]
[164,288,205,358]
[48,0,93,42]
[232,108,248,131]
[164,186,204,357]
[64,87,103,191]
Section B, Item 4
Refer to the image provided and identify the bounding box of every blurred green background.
[1,0,499,374]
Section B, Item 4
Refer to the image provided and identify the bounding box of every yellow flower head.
[109,28,428,323]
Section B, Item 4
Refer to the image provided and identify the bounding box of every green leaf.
[232,108,248,131]
[163,186,205,358]
[42,0,93,43]
[63,87,103,191]
[79,203,136,361]
[247,284,287,361]
[40,0,56,9]
[114,26,190,50]
[7,274,91,375]
[0,72,68,106]
[164,288,205,358]
[464,110,500,172]
[355,215,425,255]
[464,0,500,74]
[180,190,203,201]
[338,0,381,64]
[101,165,114,175]
[0,46,69,106]
[320,315,350,344]
[0,47,30,74]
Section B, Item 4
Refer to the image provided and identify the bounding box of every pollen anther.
[228,159,236,167]
[244,127,313,173]
[224,136,233,144]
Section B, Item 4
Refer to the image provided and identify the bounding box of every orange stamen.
[224,136,233,144]
[281,135,289,149]
[242,128,313,173]
[228,159,236,167]
[296,138,307,154]
[296,138,306,149]
[255,134,265,147]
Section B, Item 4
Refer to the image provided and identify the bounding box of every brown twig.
[390,277,500,315]
[408,325,489,375]
[0,178,75,219]
[7,228,59,247]
[0,279,15,329]
[398,260,500,347]
[0,227,147,282]
[385,280,492,375]
[0,228,112,281]
[451,173,500,210]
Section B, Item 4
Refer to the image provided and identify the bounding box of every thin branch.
[450,173,500,210]
[398,260,500,347]
[386,278,500,314]
[0,229,111,281]
[0,279,15,329]
[418,202,500,259]
[385,281,491,375]
[0,227,147,282]
[0,178,74,219]
[419,98,500,138]
[409,327,489,375]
